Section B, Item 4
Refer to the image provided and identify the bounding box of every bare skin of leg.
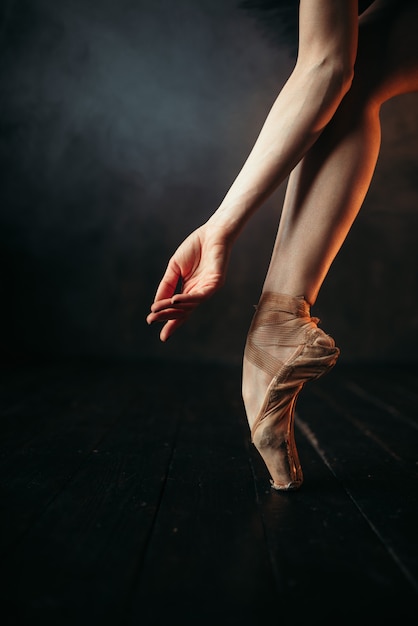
[243,0,418,429]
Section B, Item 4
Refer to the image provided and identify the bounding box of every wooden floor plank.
[0,363,145,553]
[3,450,174,626]
[295,369,418,595]
[2,362,183,626]
[0,363,124,455]
[341,364,418,428]
[313,370,418,469]
[127,365,277,625]
[249,426,417,622]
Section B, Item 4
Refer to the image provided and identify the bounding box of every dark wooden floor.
[1,358,418,625]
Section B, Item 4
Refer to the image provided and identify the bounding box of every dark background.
[1,0,417,366]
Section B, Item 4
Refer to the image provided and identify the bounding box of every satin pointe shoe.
[244,292,340,491]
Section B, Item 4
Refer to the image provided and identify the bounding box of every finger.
[160,317,187,342]
[150,298,195,313]
[153,262,181,303]
[170,288,215,305]
[147,308,190,324]
[171,290,210,306]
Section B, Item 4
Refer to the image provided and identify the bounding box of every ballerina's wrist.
[205,209,247,243]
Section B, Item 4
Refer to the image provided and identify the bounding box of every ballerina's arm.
[148,0,359,341]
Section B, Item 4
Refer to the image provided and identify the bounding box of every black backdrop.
[1,0,418,365]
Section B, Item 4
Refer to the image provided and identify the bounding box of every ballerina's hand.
[146,224,232,342]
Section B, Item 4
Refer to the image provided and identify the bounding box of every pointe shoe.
[244,292,340,491]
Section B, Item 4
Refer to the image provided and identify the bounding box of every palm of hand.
[147,226,231,341]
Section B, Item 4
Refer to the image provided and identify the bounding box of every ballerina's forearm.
[207,58,354,241]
